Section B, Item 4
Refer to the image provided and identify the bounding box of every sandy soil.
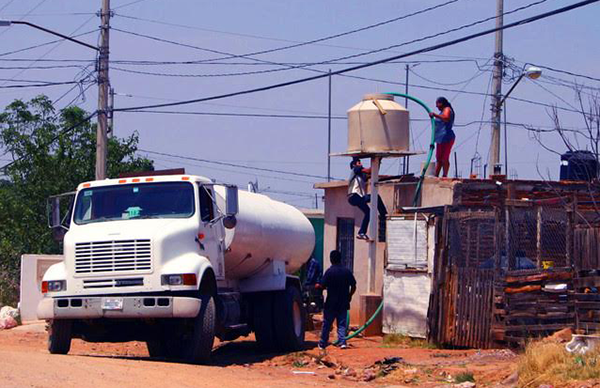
[0,323,517,388]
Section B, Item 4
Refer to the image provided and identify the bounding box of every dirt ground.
[0,322,518,388]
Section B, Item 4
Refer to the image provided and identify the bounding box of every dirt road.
[0,323,516,388]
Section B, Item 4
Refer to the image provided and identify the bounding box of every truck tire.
[183,295,215,364]
[252,292,276,351]
[273,285,306,351]
[48,319,72,355]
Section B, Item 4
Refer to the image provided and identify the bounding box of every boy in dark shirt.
[316,250,357,349]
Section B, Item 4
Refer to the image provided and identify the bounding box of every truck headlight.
[41,280,66,293]
[161,274,197,286]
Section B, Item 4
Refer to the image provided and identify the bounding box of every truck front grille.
[75,239,152,275]
[83,278,144,289]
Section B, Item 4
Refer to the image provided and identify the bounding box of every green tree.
[0,95,153,305]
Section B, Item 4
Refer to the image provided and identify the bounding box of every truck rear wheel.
[252,292,276,351]
[182,295,215,364]
[273,285,305,351]
[48,319,72,354]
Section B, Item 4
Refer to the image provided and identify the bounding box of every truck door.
[198,185,225,280]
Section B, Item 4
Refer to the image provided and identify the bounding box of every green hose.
[334,301,384,345]
[383,92,436,207]
[330,93,435,346]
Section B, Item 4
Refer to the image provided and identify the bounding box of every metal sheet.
[386,218,428,270]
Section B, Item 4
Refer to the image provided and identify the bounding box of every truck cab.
[39,172,314,363]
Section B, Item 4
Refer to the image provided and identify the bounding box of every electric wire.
[0,80,78,89]
[532,64,600,83]
[114,0,597,113]
[117,0,465,64]
[0,0,49,38]
[0,0,17,13]
[141,154,319,184]
[109,0,547,79]
[113,0,156,10]
[0,30,98,58]
[119,109,347,120]
[113,0,464,55]
[138,149,338,181]
[0,14,97,87]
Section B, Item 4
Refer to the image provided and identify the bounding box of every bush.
[518,340,600,387]
[0,266,19,307]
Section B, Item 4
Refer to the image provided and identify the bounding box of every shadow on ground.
[78,339,319,367]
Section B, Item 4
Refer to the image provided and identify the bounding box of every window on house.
[336,217,355,272]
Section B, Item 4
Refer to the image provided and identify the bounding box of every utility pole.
[489,0,504,174]
[327,69,332,182]
[403,64,410,175]
[96,0,111,180]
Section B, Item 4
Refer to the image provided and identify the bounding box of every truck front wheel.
[273,285,305,351]
[182,295,215,364]
[48,319,72,354]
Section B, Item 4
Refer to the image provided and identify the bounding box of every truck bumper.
[37,295,202,320]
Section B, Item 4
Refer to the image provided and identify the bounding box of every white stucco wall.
[19,254,63,322]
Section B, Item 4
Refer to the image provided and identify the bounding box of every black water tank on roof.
[560,150,599,181]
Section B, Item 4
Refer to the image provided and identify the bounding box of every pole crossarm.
[5,21,99,51]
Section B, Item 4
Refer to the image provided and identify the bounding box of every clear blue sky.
[0,0,599,208]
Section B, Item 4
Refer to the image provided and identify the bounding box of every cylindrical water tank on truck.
[215,187,315,279]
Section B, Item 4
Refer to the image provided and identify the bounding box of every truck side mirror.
[47,192,75,242]
[226,185,239,217]
[49,197,61,229]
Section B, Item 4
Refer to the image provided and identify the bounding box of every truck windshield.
[73,182,195,224]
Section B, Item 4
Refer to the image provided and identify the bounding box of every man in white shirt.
[347,157,387,240]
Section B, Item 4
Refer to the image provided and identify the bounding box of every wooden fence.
[430,266,494,348]
[492,269,574,347]
[573,226,600,333]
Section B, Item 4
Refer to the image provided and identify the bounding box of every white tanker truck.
[37,171,315,363]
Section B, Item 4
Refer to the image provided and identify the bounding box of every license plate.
[102,298,124,310]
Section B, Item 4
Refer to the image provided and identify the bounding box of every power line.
[143,153,319,184]
[138,149,337,180]
[338,71,588,116]
[1,12,96,17]
[532,64,600,83]
[0,0,49,39]
[119,0,465,64]
[115,0,593,113]
[113,1,464,55]
[112,0,155,10]
[110,0,546,80]
[118,109,347,120]
[108,58,482,67]
[0,15,97,87]
[117,0,549,76]
[0,80,78,89]
[0,30,98,58]
[0,0,17,13]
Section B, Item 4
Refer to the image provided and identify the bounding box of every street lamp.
[494,65,542,175]
[499,65,542,107]
[0,8,111,180]
[0,20,98,51]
